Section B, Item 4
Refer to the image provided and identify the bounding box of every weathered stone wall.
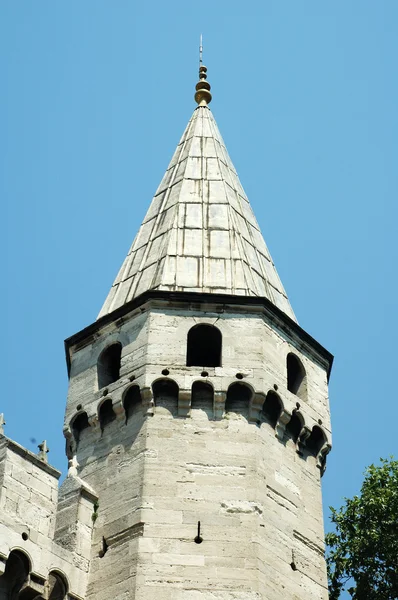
[63,300,331,600]
[0,437,96,598]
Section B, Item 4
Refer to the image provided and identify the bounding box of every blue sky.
[1,0,398,568]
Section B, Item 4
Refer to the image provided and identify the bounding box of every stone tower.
[0,63,333,600]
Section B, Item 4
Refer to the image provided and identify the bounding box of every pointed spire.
[98,63,296,323]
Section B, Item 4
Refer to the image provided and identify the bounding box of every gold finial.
[195,35,212,105]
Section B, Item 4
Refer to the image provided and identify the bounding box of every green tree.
[326,458,398,599]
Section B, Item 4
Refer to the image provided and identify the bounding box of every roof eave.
[64,289,333,380]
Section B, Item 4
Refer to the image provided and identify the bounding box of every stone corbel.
[20,572,46,597]
[140,387,154,417]
[275,410,291,441]
[113,399,125,422]
[178,389,191,418]
[297,427,311,456]
[214,391,227,420]
[317,442,332,476]
[249,392,266,424]
[63,426,75,458]
[88,413,100,431]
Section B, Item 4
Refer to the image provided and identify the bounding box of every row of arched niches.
[0,550,69,599]
[69,326,331,475]
[70,379,330,473]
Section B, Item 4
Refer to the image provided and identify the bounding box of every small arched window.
[48,571,68,600]
[152,379,179,416]
[97,343,122,389]
[306,425,326,457]
[287,353,307,400]
[71,411,90,445]
[286,412,303,443]
[191,381,214,418]
[262,391,282,428]
[99,398,116,432]
[186,325,222,367]
[123,386,142,423]
[225,382,252,419]
[0,550,30,597]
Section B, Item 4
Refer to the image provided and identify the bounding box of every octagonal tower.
[63,63,333,600]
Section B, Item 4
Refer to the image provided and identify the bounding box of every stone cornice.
[65,290,333,380]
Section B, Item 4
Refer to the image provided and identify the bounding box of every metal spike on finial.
[195,35,212,106]
[38,440,49,463]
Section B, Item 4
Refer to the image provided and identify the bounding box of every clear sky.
[1,0,397,570]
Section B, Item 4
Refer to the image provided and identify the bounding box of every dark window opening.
[306,426,326,457]
[262,391,282,428]
[225,382,251,417]
[191,382,214,418]
[98,343,122,389]
[152,379,179,416]
[286,412,303,443]
[287,353,307,400]
[48,571,68,600]
[0,550,30,598]
[99,399,116,432]
[72,412,90,444]
[123,386,142,423]
[186,325,222,367]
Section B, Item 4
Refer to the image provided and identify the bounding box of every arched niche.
[306,425,327,457]
[191,381,214,419]
[261,391,282,428]
[47,571,68,600]
[287,353,307,401]
[123,385,143,423]
[97,343,122,390]
[152,379,179,416]
[0,550,30,598]
[98,398,116,432]
[286,411,303,443]
[186,324,222,367]
[71,411,90,445]
[225,382,252,420]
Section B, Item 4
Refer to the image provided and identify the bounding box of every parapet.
[0,433,98,598]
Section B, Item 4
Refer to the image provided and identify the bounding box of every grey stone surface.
[0,436,96,598]
[0,76,332,599]
[98,106,296,322]
[61,297,332,599]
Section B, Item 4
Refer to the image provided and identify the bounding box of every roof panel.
[97,106,296,322]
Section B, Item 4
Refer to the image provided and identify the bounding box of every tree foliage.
[326,458,398,599]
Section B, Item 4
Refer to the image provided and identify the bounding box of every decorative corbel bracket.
[275,410,291,441]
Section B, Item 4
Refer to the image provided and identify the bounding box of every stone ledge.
[0,436,61,479]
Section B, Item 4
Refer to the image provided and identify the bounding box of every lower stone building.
[0,62,333,599]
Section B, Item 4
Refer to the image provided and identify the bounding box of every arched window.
[152,379,179,416]
[287,353,307,400]
[306,425,326,457]
[261,391,282,428]
[0,550,30,598]
[191,381,214,418]
[225,383,252,419]
[186,324,222,367]
[99,399,116,432]
[286,412,303,443]
[71,412,90,445]
[48,571,68,600]
[97,343,122,389]
[123,386,142,423]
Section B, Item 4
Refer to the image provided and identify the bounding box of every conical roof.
[98,92,296,322]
